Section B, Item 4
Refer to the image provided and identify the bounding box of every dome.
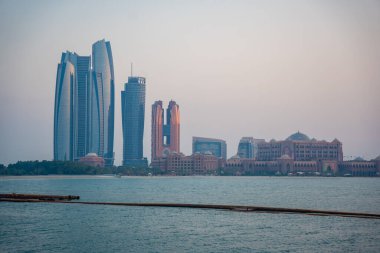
[286,131,310,141]
[354,157,365,161]
[80,153,105,167]
[279,154,292,160]
[230,154,240,159]
[86,153,98,157]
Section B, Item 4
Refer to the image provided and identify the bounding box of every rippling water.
[1,176,379,252]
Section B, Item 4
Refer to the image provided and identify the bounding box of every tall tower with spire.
[121,74,147,166]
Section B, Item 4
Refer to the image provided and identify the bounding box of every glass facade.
[54,39,114,166]
[192,137,227,159]
[54,52,90,161]
[75,56,91,159]
[91,40,115,166]
[121,77,147,166]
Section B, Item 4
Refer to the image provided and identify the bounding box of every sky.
[0,0,379,165]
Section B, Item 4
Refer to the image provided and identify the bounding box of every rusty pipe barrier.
[1,193,379,219]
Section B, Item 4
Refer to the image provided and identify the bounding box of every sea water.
[1,176,379,252]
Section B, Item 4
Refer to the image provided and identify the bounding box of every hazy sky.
[0,0,379,165]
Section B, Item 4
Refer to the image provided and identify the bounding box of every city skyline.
[0,1,379,165]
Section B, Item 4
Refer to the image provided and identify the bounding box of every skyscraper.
[75,55,91,159]
[54,39,115,166]
[54,52,91,161]
[151,100,180,161]
[121,76,147,166]
[90,39,115,166]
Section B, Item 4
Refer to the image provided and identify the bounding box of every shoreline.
[1,174,379,179]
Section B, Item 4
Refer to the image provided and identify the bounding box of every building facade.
[54,39,115,166]
[121,76,147,166]
[223,155,380,176]
[237,137,265,159]
[257,131,343,162]
[222,132,379,177]
[54,52,91,161]
[79,153,105,167]
[151,100,180,161]
[151,152,222,176]
[338,156,380,176]
[192,137,227,159]
[223,156,330,176]
[90,39,115,166]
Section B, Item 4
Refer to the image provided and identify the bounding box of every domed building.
[223,133,378,176]
[338,155,380,176]
[257,131,343,162]
[79,153,105,167]
[286,131,310,141]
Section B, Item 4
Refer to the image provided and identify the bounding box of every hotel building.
[151,152,223,176]
[256,131,343,162]
[151,100,180,161]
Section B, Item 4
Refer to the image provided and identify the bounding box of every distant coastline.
[1,160,379,177]
[0,160,150,176]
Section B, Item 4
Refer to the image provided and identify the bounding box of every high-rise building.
[237,137,265,159]
[54,39,115,166]
[90,39,115,166]
[75,55,91,159]
[151,100,180,161]
[54,52,90,161]
[121,76,147,166]
[192,137,227,159]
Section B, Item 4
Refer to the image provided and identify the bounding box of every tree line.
[0,160,152,176]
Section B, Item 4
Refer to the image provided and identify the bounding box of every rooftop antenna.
[131,62,133,77]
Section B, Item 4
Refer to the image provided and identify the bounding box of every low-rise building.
[192,137,227,159]
[222,155,379,176]
[79,153,105,167]
[338,156,380,176]
[151,152,223,175]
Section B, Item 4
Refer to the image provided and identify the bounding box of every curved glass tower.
[54,39,114,165]
[54,52,91,161]
[90,39,115,166]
